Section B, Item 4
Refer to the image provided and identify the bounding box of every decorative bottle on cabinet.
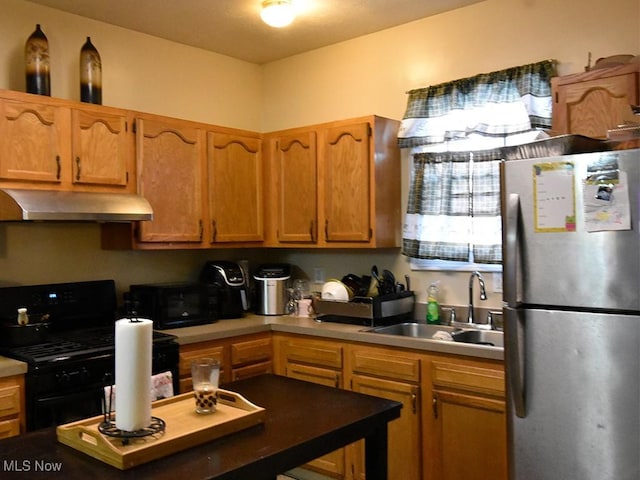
[24,24,51,96]
[80,36,102,104]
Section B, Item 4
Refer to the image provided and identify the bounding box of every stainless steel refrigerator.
[501,146,640,480]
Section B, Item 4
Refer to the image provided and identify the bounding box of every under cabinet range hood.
[0,188,153,222]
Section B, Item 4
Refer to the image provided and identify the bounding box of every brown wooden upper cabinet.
[551,63,639,139]
[270,130,318,243]
[0,90,132,192]
[71,107,130,188]
[264,115,401,248]
[134,115,206,245]
[104,117,266,250]
[207,131,263,244]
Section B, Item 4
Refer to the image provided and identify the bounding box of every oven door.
[25,341,180,431]
[29,388,104,431]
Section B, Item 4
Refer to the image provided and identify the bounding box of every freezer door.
[501,149,640,311]
[506,308,640,480]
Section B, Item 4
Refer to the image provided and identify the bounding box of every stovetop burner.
[0,280,177,366]
[2,326,177,365]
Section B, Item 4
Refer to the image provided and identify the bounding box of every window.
[398,60,556,270]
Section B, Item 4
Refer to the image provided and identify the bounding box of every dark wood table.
[0,374,401,479]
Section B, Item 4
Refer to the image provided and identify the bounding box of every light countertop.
[0,314,503,378]
[163,314,504,361]
[0,356,28,378]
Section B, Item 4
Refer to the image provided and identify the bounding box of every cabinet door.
[274,131,317,242]
[552,68,639,138]
[322,122,371,242]
[0,419,20,439]
[279,336,344,478]
[0,98,67,184]
[208,132,263,243]
[0,375,24,438]
[136,117,205,243]
[71,108,129,188]
[350,375,420,480]
[286,363,345,478]
[429,361,507,480]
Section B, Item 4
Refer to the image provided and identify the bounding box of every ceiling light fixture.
[260,0,296,28]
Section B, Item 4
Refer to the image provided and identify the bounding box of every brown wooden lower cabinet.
[424,358,507,480]
[349,374,421,480]
[273,333,506,480]
[274,334,345,478]
[178,332,272,392]
[0,374,25,439]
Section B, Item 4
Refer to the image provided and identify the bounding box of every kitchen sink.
[363,323,455,338]
[450,329,503,347]
[363,322,503,348]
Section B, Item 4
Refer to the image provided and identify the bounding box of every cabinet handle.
[432,396,438,419]
[199,220,203,241]
[211,220,217,242]
[411,390,418,415]
[324,219,329,241]
[75,157,81,181]
[334,374,339,389]
[309,220,315,242]
[55,155,61,180]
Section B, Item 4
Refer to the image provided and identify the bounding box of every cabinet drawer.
[231,361,273,382]
[0,418,20,439]
[432,361,504,398]
[0,384,20,417]
[350,349,420,382]
[179,345,225,377]
[284,340,343,369]
[231,337,272,367]
[286,363,342,388]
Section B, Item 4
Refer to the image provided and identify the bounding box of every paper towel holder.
[99,374,166,445]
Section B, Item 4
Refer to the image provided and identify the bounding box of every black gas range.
[0,280,180,431]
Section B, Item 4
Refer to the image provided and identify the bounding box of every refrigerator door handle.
[504,193,521,308]
[505,306,526,418]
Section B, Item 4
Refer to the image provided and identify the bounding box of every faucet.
[467,271,487,324]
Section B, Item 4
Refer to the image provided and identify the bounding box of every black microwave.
[128,282,216,330]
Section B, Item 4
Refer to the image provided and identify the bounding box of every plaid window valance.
[398,60,556,149]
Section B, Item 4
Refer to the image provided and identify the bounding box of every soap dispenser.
[426,282,440,325]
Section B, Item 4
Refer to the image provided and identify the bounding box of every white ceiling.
[27,0,483,64]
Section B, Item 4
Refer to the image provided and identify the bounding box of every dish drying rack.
[315,291,415,327]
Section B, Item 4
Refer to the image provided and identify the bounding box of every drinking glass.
[191,358,220,414]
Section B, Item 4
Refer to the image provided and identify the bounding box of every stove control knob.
[79,367,90,382]
[56,372,71,386]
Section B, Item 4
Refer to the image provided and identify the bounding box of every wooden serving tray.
[56,389,265,470]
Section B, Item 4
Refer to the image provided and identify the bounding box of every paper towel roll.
[115,318,153,431]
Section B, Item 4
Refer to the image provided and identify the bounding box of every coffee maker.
[199,261,248,319]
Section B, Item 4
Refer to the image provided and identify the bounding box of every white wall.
[0,0,263,130]
[0,0,638,308]
[261,0,639,131]
[262,0,640,308]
